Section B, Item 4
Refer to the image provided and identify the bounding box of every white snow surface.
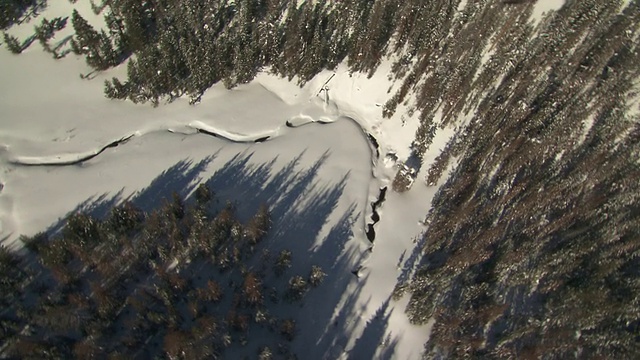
[531,0,566,25]
[0,2,439,359]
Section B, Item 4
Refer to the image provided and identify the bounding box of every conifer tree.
[71,10,98,54]
[104,77,128,100]
[71,9,115,70]
[3,32,22,54]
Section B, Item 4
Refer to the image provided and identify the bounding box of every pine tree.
[285,275,307,301]
[35,17,67,53]
[3,32,22,54]
[96,30,117,67]
[195,183,213,207]
[308,265,326,287]
[104,77,128,100]
[279,318,296,341]
[71,10,115,70]
[243,272,263,305]
[104,10,128,56]
[71,10,99,55]
[274,249,292,276]
[246,204,271,245]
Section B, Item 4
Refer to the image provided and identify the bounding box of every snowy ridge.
[6,114,378,166]
[9,134,135,166]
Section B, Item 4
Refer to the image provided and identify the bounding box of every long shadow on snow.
[25,147,400,359]
[43,156,215,237]
[132,155,216,212]
[44,190,125,237]
[349,297,400,360]
[194,149,400,358]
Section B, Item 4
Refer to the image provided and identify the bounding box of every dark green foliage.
[0,0,46,30]
[63,213,101,248]
[1,1,638,358]
[105,201,143,235]
[285,275,307,302]
[258,346,273,360]
[70,9,116,69]
[96,0,394,104]
[2,31,22,53]
[20,231,48,253]
[106,0,156,53]
[402,2,640,358]
[279,318,296,341]
[194,183,213,207]
[0,245,19,271]
[103,76,128,100]
[103,10,126,52]
[34,16,66,52]
[39,237,72,267]
[169,191,184,219]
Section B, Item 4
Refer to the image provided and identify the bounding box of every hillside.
[1,0,639,359]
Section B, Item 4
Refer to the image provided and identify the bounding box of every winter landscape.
[1,0,639,359]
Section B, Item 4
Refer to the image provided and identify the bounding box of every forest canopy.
[2,0,640,358]
[1,186,326,358]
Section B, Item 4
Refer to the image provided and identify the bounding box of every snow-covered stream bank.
[0,39,433,357]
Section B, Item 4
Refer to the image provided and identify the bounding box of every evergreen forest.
[2,0,639,358]
[2,186,325,358]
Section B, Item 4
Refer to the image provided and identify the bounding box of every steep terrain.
[1,0,639,358]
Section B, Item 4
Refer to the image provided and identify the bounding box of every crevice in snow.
[9,134,134,166]
[366,132,381,159]
[8,111,381,166]
[365,186,387,243]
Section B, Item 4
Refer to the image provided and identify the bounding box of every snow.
[295,60,422,166]
[457,0,469,13]
[530,0,566,26]
[0,4,439,359]
[578,112,597,146]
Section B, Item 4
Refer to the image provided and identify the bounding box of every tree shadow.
[133,154,216,212]
[1,0,48,30]
[10,146,403,359]
[42,155,216,238]
[159,148,396,358]
[349,296,399,360]
[52,35,73,58]
[395,232,428,290]
[44,189,125,237]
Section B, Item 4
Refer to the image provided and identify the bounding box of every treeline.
[49,0,396,105]
[1,185,325,358]
[92,0,516,109]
